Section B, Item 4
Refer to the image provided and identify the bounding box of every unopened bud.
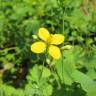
[61,45,72,50]
[32,35,38,39]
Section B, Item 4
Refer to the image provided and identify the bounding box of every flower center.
[46,34,53,45]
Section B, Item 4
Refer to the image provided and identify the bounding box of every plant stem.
[39,51,48,81]
[61,7,67,83]
[39,56,46,81]
[48,59,62,89]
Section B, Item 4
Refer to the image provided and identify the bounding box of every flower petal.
[31,41,46,53]
[51,34,64,45]
[48,45,61,59]
[38,28,50,41]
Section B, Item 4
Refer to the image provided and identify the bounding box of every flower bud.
[32,35,38,39]
[61,45,72,50]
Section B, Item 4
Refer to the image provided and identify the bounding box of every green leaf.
[87,69,96,79]
[43,84,53,96]
[71,70,96,95]
[27,65,51,83]
[27,65,40,82]
[39,66,51,78]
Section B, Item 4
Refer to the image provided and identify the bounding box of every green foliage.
[0,0,96,96]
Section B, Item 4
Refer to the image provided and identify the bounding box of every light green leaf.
[71,70,96,95]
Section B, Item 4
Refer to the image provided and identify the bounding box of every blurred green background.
[0,0,96,96]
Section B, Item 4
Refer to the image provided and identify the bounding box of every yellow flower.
[31,28,64,59]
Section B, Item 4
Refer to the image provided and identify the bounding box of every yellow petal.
[38,28,50,41]
[48,45,61,59]
[31,41,46,53]
[50,34,64,45]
